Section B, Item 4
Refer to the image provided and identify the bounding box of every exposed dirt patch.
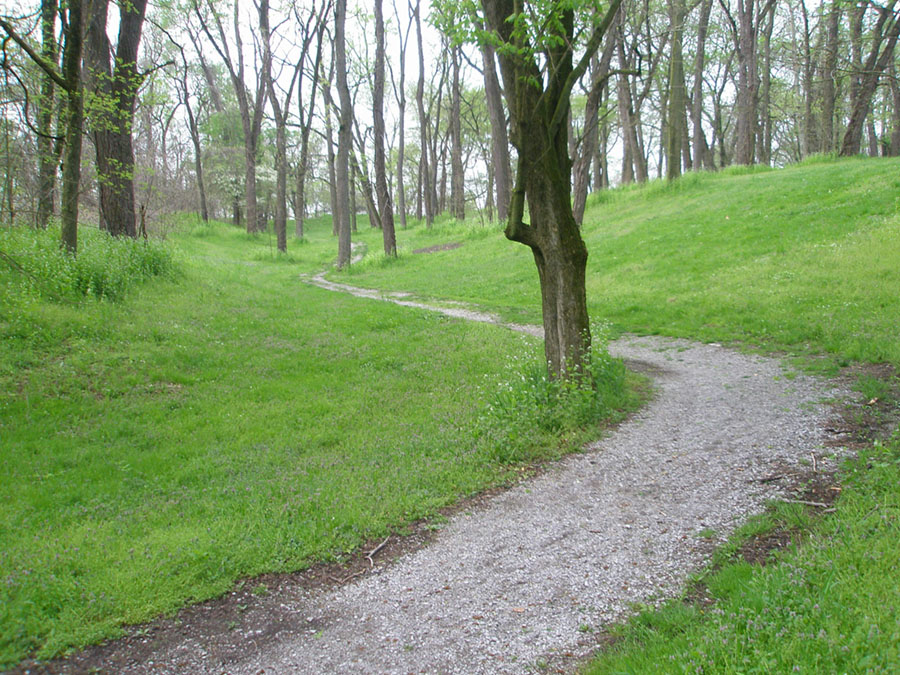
[824,362,900,449]
[412,242,463,254]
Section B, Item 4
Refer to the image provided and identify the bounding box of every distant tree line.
[2,0,899,254]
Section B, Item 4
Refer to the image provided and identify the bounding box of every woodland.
[1,0,900,670]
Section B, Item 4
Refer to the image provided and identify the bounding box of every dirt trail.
[30,272,848,674]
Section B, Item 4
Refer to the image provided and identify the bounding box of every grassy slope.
[1,222,633,664]
[345,157,900,369]
[341,157,900,672]
[3,157,898,668]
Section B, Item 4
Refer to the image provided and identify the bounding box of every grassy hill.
[344,157,900,370]
[1,156,898,668]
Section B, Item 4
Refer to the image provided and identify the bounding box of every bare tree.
[374,0,396,255]
[195,0,271,233]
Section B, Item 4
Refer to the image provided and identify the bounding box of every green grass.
[342,157,900,370]
[0,217,633,666]
[3,156,899,669]
[321,157,900,672]
[584,432,900,674]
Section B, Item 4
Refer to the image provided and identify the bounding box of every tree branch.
[548,0,623,137]
[0,17,68,90]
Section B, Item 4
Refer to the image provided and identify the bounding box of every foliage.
[0,222,174,303]
[585,430,900,674]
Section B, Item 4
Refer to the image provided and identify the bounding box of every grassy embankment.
[0,216,630,666]
[341,156,900,672]
[2,156,898,669]
[345,157,900,369]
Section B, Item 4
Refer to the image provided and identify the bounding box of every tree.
[1,0,85,252]
[387,0,413,229]
[334,0,352,268]
[292,1,327,240]
[196,0,271,234]
[665,0,687,180]
[839,2,900,157]
[373,0,397,255]
[449,44,465,220]
[413,0,434,227]
[388,0,413,229]
[479,20,511,222]
[481,0,622,378]
[36,0,57,230]
[85,0,149,238]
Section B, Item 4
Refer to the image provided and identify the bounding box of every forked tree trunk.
[840,6,900,157]
[484,0,621,377]
[86,0,147,237]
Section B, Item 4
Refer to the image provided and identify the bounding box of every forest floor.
[18,276,858,674]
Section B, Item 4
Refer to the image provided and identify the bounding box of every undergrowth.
[480,325,629,463]
[0,222,174,302]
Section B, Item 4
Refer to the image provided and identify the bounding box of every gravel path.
[35,275,847,674]
[240,278,842,673]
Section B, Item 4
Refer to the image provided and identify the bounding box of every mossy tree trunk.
[483,0,621,378]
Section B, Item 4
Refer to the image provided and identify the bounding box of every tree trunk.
[481,32,510,222]
[392,5,410,229]
[449,45,465,220]
[184,94,208,222]
[323,85,339,236]
[665,0,686,180]
[374,0,396,255]
[731,0,760,166]
[86,0,147,237]
[797,0,817,157]
[890,62,900,155]
[484,0,622,378]
[60,0,84,254]
[573,31,615,224]
[413,0,433,228]
[820,0,841,153]
[334,0,352,268]
[840,7,900,156]
[759,5,775,165]
[37,0,58,229]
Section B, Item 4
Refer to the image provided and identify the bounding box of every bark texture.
[86,0,147,237]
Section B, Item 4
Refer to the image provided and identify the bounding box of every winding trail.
[43,269,848,674]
